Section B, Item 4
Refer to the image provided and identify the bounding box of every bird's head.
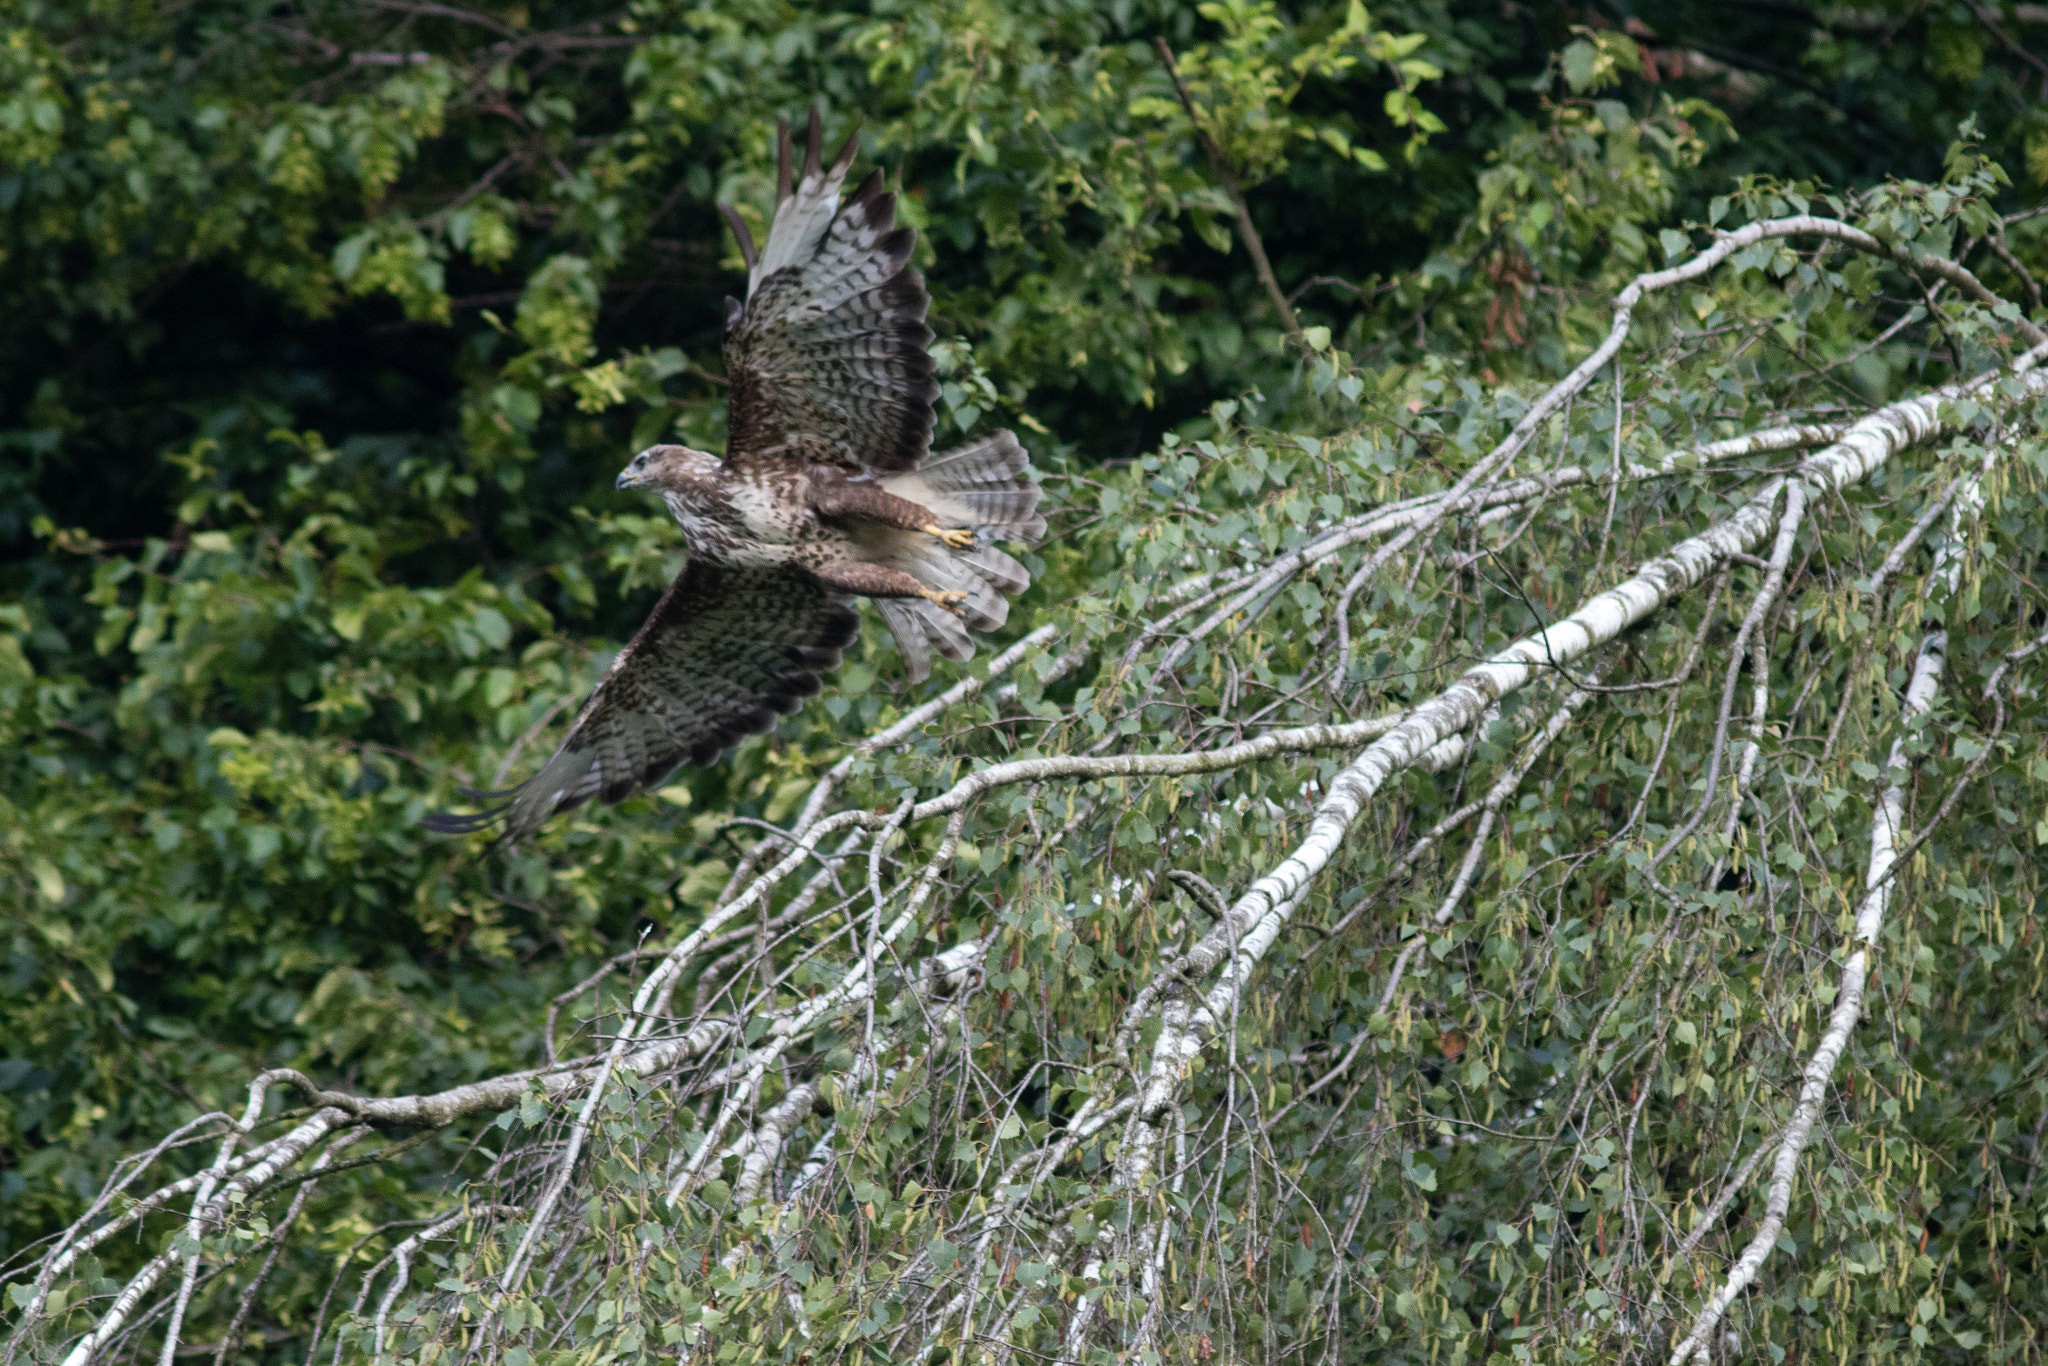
[617,445,719,495]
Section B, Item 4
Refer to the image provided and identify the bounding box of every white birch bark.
[1106,351,2048,1200]
[1175,420,1842,664]
[1664,626,1947,1366]
[57,1110,346,1366]
[1663,419,1994,1364]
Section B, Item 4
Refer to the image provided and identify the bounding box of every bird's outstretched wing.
[425,562,858,842]
[719,108,937,474]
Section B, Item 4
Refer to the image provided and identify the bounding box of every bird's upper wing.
[425,561,857,842]
[719,110,937,474]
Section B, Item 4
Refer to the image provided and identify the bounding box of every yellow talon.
[920,588,968,615]
[926,524,975,549]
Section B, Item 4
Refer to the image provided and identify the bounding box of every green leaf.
[1561,40,1598,93]
[472,607,511,651]
[28,857,64,905]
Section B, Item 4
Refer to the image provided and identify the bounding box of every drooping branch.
[1664,426,2013,1364]
[1051,338,2048,1340]
[1665,625,1947,1366]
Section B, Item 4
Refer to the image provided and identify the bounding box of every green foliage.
[5,2,2048,1365]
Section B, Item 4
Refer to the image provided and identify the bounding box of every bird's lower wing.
[425,562,857,842]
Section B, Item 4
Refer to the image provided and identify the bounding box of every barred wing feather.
[424,562,857,842]
[722,110,937,474]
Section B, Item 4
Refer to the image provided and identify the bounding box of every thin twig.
[1153,38,1306,348]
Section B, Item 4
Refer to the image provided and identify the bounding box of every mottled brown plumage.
[427,110,1042,842]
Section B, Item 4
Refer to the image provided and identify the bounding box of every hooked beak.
[616,468,646,491]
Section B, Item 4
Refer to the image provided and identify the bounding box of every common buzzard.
[427,112,1043,842]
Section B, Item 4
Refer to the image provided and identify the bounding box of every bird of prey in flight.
[428,111,1042,841]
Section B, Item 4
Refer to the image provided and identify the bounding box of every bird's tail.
[884,430,1045,540]
[877,430,1041,682]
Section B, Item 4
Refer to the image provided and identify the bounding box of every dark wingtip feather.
[454,783,524,800]
[803,107,823,180]
[849,169,887,211]
[831,121,862,177]
[421,803,512,835]
[719,203,758,271]
[422,781,528,835]
[876,223,915,268]
[877,267,931,324]
[824,603,861,646]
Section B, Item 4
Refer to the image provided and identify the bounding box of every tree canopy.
[6,3,2048,1365]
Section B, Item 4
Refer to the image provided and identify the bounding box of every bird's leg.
[808,471,972,546]
[812,561,968,615]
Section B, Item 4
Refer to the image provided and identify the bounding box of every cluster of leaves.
[5,0,2048,1363]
